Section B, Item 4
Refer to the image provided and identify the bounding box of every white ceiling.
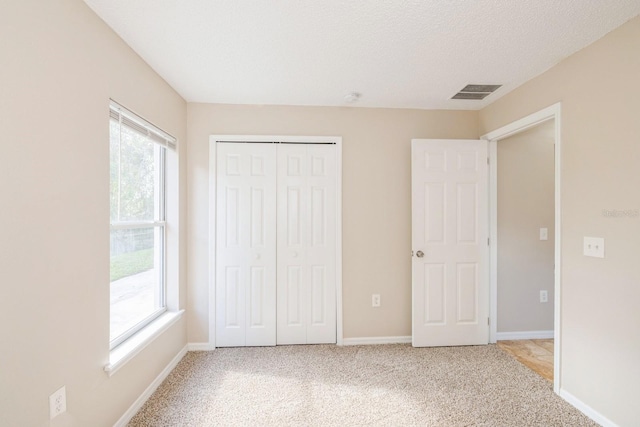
[84,0,640,110]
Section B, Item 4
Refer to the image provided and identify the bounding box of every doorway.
[496,120,555,335]
[482,103,562,393]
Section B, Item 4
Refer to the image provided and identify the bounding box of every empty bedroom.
[2,1,640,426]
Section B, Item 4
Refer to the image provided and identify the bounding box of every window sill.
[104,310,184,376]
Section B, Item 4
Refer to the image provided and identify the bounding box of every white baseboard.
[113,345,188,427]
[342,336,412,346]
[496,330,554,340]
[559,388,618,427]
[187,342,215,351]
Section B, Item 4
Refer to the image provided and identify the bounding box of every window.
[109,101,176,349]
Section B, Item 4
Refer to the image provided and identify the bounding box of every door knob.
[416,250,424,258]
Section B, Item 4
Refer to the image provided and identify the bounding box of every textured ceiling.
[83,0,640,110]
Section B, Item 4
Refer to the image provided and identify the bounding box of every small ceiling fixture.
[451,84,502,100]
[344,92,361,103]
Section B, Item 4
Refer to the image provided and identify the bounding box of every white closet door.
[306,144,337,344]
[277,144,337,344]
[216,143,277,347]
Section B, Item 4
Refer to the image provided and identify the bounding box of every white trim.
[113,345,188,427]
[210,134,339,144]
[489,140,498,343]
[481,102,562,395]
[482,104,559,141]
[208,135,344,348]
[342,336,412,346]
[335,139,344,346]
[208,141,217,350]
[559,389,619,427]
[105,310,184,376]
[109,221,166,230]
[187,342,215,351]
[495,330,554,340]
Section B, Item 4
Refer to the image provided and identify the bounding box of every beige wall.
[187,104,478,342]
[0,1,187,426]
[497,121,555,333]
[480,16,640,426]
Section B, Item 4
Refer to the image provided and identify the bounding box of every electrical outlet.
[372,294,381,307]
[540,290,548,303]
[49,386,66,419]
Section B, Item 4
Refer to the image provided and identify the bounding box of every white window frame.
[108,101,175,350]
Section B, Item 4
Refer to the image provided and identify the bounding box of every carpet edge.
[113,345,188,427]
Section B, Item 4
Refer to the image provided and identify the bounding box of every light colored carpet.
[128,344,597,426]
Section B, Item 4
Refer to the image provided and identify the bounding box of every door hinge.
[488,317,490,325]
[487,157,490,165]
[487,237,490,246]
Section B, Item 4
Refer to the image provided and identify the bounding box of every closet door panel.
[276,145,308,344]
[277,144,337,344]
[306,145,337,344]
[216,143,277,347]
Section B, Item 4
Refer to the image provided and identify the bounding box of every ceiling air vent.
[452,84,502,100]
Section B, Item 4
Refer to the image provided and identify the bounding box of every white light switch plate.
[539,228,548,240]
[540,290,548,303]
[583,237,605,258]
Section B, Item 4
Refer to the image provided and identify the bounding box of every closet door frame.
[208,135,343,348]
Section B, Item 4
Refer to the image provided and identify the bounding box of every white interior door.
[412,139,489,347]
[277,144,337,344]
[216,143,277,347]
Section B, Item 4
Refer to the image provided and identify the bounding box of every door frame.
[208,135,343,348]
[481,103,562,394]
